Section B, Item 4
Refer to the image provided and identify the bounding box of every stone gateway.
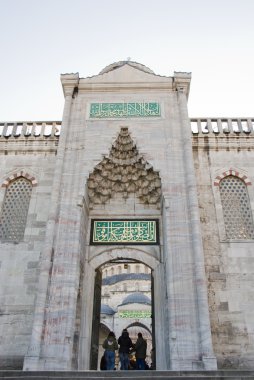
[0,61,254,371]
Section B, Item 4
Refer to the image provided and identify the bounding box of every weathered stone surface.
[193,133,254,369]
[1,62,254,372]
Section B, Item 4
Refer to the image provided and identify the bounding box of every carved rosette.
[87,127,161,206]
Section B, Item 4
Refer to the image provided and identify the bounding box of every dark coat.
[135,337,147,359]
[118,331,133,353]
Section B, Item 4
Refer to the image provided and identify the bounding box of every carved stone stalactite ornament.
[87,127,161,206]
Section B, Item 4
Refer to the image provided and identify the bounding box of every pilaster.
[176,87,217,369]
[23,75,79,370]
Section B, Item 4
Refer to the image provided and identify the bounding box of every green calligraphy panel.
[89,102,161,118]
[90,220,159,245]
[119,310,152,318]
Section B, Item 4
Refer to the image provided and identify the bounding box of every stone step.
[0,372,254,380]
[1,378,253,380]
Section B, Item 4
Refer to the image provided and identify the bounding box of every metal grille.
[220,176,254,239]
[0,177,32,242]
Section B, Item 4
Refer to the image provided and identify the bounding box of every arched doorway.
[90,258,154,370]
[78,246,165,370]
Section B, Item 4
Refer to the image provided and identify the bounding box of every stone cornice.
[60,73,79,97]
[192,134,254,150]
[77,81,174,93]
[173,72,192,98]
[77,73,191,95]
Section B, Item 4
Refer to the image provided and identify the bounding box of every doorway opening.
[90,259,155,370]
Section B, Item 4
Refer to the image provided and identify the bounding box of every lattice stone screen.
[0,177,32,242]
[219,176,254,239]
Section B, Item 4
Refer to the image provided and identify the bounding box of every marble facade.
[0,61,253,371]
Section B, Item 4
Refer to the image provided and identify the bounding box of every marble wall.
[2,63,254,371]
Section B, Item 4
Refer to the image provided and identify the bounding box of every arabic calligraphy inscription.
[89,102,161,118]
[119,310,151,318]
[91,220,159,245]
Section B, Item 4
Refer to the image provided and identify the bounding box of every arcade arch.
[125,323,153,367]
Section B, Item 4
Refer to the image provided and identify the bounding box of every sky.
[0,0,254,121]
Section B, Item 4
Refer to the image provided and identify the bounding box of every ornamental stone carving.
[87,127,161,206]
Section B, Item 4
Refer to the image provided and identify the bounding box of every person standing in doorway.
[102,331,118,370]
[118,329,133,370]
[134,332,147,370]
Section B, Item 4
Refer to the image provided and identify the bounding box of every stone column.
[78,259,95,370]
[163,191,201,370]
[176,83,217,370]
[153,261,169,369]
[23,75,79,370]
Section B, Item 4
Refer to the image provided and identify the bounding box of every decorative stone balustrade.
[1,119,254,138]
[190,118,254,135]
[0,121,61,138]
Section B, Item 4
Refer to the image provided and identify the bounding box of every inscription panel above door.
[90,219,159,245]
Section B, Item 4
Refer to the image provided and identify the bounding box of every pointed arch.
[219,175,254,239]
[0,175,33,242]
[214,168,251,186]
[100,322,111,335]
[1,170,37,187]
[125,321,152,335]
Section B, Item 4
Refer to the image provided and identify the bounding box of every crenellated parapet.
[0,121,61,138]
[191,117,254,151]
[190,117,254,135]
[0,121,62,154]
[1,118,254,139]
